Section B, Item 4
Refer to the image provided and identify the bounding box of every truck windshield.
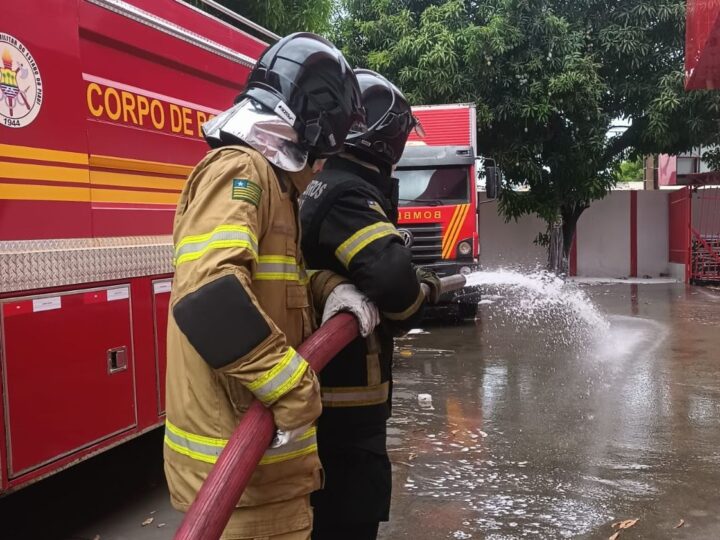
[395,166,470,207]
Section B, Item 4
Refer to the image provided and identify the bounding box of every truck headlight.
[457,241,472,257]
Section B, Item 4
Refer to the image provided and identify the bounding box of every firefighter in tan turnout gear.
[163,33,366,540]
[300,70,442,540]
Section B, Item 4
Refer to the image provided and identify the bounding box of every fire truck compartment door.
[152,279,172,415]
[1,286,137,478]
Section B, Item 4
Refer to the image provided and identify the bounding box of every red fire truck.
[396,104,483,320]
[0,0,274,495]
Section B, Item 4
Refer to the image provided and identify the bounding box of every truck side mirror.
[485,164,501,199]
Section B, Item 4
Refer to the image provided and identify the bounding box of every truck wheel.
[458,301,478,320]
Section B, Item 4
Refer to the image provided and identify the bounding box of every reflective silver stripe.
[335,222,400,268]
[164,421,317,466]
[254,262,301,281]
[321,381,390,407]
[255,256,307,282]
[174,226,258,266]
[246,348,308,404]
[256,262,297,274]
[164,421,226,464]
[259,427,318,465]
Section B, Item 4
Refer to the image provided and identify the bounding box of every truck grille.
[398,223,443,263]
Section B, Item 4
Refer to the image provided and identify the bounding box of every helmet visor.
[373,109,418,140]
[349,108,367,134]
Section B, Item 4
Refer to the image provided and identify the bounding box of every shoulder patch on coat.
[368,200,387,217]
[231,178,262,207]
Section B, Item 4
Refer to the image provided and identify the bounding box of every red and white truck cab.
[395,104,485,320]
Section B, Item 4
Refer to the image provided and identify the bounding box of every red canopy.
[686,0,720,90]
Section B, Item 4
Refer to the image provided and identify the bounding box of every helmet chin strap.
[304,121,322,146]
[305,111,342,157]
[338,151,382,174]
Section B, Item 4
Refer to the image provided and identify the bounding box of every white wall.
[478,194,546,270]
[637,191,670,277]
[669,263,686,282]
[477,191,672,278]
[577,193,631,278]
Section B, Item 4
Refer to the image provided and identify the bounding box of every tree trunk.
[547,204,587,275]
[547,221,566,274]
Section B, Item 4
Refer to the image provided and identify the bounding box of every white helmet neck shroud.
[202,98,309,172]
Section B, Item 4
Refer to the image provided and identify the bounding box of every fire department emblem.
[0,33,42,129]
[398,228,414,248]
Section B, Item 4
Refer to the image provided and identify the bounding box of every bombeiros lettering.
[401,210,442,220]
[304,180,328,200]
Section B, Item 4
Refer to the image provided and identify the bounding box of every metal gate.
[691,186,720,283]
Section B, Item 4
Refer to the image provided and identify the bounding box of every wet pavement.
[1,282,719,539]
[381,282,720,539]
[0,429,180,539]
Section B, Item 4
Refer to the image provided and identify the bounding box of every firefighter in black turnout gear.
[300,69,441,540]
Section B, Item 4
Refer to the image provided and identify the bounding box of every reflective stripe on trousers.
[320,381,390,408]
[165,420,317,465]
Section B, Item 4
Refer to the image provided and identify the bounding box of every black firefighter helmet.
[239,32,366,158]
[344,69,422,172]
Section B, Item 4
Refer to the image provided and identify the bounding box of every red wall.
[669,187,691,283]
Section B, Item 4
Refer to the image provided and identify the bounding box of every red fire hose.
[174,312,359,540]
[174,275,467,540]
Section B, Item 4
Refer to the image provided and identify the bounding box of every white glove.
[270,423,313,449]
[321,283,380,337]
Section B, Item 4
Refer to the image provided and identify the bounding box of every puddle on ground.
[381,281,720,539]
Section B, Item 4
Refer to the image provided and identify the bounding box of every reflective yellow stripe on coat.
[255,255,309,283]
[164,420,317,465]
[164,420,226,464]
[174,224,258,266]
[246,348,309,405]
[260,427,318,465]
[335,222,400,268]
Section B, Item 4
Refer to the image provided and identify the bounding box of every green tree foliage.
[615,157,644,183]
[702,146,720,171]
[186,0,332,36]
[333,0,720,271]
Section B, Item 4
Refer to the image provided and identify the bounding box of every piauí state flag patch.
[231,178,262,206]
